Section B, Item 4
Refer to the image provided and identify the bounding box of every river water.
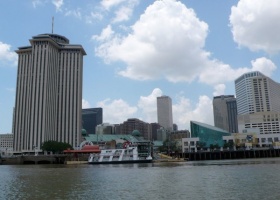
[1,158,280,200]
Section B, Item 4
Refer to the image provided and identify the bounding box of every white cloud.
[32,0,46,8]
[113,6,133,23]
[101,0,127,10]
[65,9,82,19]
[137,88,163,122]
[199,62,248,85]
[96,98,137,124]
[82,99,91,109]
[173,95,214,130]
[199,57,277,85]
[213,84,226,96]
[86,12,103,24]
[0,42,17,66]
[100,0,139,23]
[94,0,211,82]
[251,57,276,77]
[93,0,278,88]
[52,0,63,12]
[92,25,115,42]
[230,0,280,54]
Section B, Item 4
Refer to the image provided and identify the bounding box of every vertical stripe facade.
[13,34,86,152]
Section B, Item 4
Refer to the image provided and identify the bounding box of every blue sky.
[0,0,280,134]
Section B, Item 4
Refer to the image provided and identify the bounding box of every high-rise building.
[235,71,280,115]
[226,99,238,133]
[96,123,115,135]
[213,95,238,133]
[235,71,280,134]
[173,124,178,131]
[13,33,86,152]
[119,118,150,139]
[82,108,103,134]
[157,95,173,131]
[150,123,161,140]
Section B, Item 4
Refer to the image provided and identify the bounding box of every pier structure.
[182,148,280,161]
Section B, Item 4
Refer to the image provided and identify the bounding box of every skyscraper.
[13,33,86,152]
[235,71,280,115]
[213,95,238,133]
[82,108,103,134]
[226,99,238,133]
[157,95,173,131]
[150,122,161,140]
[235,71,280,134]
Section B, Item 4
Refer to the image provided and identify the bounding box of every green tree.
[41,140,73,153]
[158,139,179,154]
[224,141,234,149]
[196,141,206,150]
[210,144,220,151]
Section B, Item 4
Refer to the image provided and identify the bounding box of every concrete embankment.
[182,148,280,161]
[1,155,67,165]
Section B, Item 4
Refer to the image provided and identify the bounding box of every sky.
[0,0,280,134]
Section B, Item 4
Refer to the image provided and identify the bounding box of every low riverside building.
[182,137,199,153]
[223,132,280,150]
[182,121,230,152]
[0,134,13,156]
[238,111,280,134]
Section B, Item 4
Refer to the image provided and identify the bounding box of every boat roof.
[84,134,149,143]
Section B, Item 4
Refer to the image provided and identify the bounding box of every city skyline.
[1,0,280,133]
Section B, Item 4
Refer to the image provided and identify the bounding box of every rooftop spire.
[52,16,54,34]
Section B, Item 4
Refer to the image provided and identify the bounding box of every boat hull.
[88,159,153,164]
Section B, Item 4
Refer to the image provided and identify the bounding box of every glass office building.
[190,121,230,147]
[82,108,103,134]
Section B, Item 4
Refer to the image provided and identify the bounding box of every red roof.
[63,145,101,153]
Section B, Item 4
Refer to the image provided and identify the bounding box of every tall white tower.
[235,71,280,115]
[235,71,280,134]
[157,96,173,131]
[13,34,86,152]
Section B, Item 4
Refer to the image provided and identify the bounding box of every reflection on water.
[1,158,280,199]
[190,158,280,166]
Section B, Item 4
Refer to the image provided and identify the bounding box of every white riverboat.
[88,145,153,164]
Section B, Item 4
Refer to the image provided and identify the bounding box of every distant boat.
[88,146,153,164]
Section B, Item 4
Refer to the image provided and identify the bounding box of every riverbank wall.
[182,148,280,161]
[1,154,90,165]
[1,155,68,165]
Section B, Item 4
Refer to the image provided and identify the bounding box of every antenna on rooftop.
[52,16,54,34]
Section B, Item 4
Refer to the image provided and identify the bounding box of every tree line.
[41,140,73,153]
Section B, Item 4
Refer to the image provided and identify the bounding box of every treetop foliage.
[41,140,73,153]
